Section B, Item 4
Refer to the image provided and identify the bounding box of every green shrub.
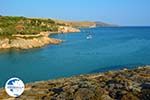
[0,16,58,36]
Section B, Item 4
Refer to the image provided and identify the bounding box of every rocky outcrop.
[0,35,62,50]
[0,66,149,99]
[58,26,80,33]
[0,26,80,50]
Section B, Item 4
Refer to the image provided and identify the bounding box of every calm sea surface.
[0,27,150,87]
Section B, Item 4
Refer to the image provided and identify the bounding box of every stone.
[121,93,139,100]
[0,66,149,99]
[100,95,113,100]
[141,89,150,100]
[74,88,96,100]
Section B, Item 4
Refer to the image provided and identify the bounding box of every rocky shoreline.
[0,36,62,50]
[0,26,80,50]
[0,66,149,100]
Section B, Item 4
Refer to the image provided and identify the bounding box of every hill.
[95,21,117,27]
[54,19,114,28]
[0,16,58,36]
[0,16,80,49]
[0,16,115,37]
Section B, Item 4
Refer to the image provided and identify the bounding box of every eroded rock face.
[0,38,10,49]
[0,36,62,50]
[0,66,149,100]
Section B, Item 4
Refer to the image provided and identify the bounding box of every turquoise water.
[0,27,150,87]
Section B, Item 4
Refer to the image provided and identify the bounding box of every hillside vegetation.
[0,16,114,37]
[0,16,80,49]
[0,16,58,36]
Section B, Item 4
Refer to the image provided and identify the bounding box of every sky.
[0,0,150,26]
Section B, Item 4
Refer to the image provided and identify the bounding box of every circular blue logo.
[5,77,25,97]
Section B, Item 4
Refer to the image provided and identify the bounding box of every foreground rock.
[0,66,149,100]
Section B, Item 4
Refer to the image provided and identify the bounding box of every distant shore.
[0,65,149,99]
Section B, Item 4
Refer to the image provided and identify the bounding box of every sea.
[0,27,150,87]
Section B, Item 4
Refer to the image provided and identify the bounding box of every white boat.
[86,35,92,40]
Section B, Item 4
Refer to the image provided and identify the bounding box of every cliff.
[0,66,149,100]
[0,32,63,49]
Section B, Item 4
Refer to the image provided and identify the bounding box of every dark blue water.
[0,27,150,87]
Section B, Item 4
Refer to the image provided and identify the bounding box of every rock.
[100,95,113,100]
[63,84,78,93]
[141,89,150,100]
[58,26,80,33]
[1,43,10,48]
[0,35,62,49]
[51,87,64,94]
[74,88,96,100]
[0,66,149,99]
[141,82,150,89]
[121,93,139,100]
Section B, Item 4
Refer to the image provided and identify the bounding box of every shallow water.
[0,27,150,87]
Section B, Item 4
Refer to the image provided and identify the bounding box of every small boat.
[86,35,92,40]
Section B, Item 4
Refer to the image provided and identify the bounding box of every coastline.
[0,33,62,50]
[0,65,149,99]
[0,26,80,50]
